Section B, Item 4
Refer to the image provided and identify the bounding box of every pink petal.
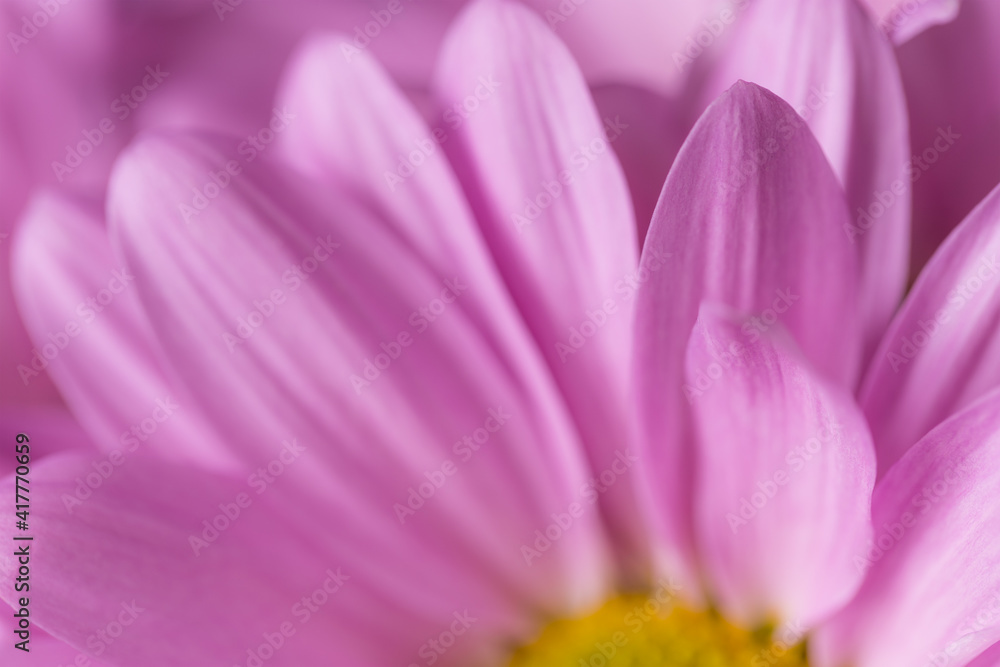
[634,81,861,579]
[11,190,236,469]
[432,0,650,564]
[0,452,524,666]
[898,0,1000,273]
[0,453,334,666]
[686,304,875,627]
[687,0,910,361]
[275,32,495,290]
[815,390,1000,667]
[109,132,614,614]
[861,182,1000,476]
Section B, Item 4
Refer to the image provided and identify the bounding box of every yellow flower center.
[507,593,809,666]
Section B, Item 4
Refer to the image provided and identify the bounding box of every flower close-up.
[3,0,1000,666]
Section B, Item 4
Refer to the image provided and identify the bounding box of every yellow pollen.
[506,594,809,666]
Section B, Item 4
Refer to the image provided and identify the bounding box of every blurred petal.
[687,0,910,361]
[634,81,860,579]
[686,305,874,628]
[862,182,1000,475]
[815,390,1000,667]
[0,452,440,666]
[11,191,234,467]
[433,0,649,565]
[109,132,614,613]
[898,0,1000,273]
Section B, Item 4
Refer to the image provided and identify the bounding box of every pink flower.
[3,1,1000,665]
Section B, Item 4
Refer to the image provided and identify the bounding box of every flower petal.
[11,190,235,468]
[815,390,1000,667]
[109,132,614,616]
[634,81,860,580]
[0,451,525,666]
[687,0,910,360]
[898,0,1000,273]
[0,452,335,666]
[432,0,649,563]
[861,182,1000,475]
[686,304,875,627]
[275,32,496,304]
